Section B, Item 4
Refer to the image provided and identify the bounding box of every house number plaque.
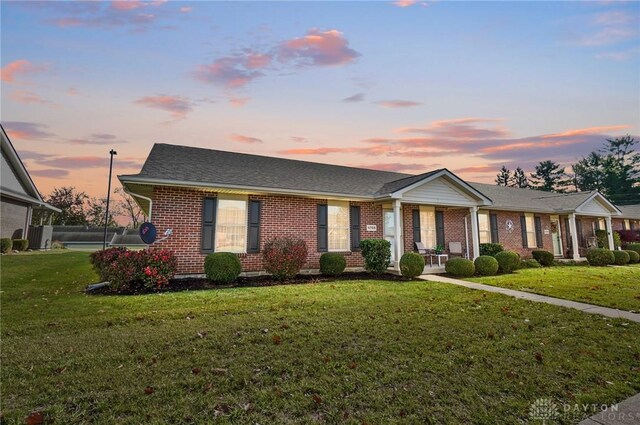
[366,225,377,232]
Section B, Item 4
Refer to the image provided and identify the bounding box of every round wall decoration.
[505,219,514,233]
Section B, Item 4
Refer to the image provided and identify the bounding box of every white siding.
[402,177,476,206]
[578,198,611,215]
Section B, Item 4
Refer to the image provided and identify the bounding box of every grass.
[1,252,639,424]
[468,265,640,312]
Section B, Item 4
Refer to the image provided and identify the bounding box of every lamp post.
[103,149,117,250]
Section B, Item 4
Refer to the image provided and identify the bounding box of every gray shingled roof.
[469,183,599,212]
[617,204,640,219]
[121,143,423,197]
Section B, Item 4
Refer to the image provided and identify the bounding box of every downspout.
[122,187,153,222]
[464,214,470,260]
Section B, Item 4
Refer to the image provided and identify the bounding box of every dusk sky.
[1,0,639,200]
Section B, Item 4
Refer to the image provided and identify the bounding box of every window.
[419,206,437,249]
[598,218,606,232]
[624,219,630,230]
[215,196,247,253]
[524,213,537,248]
[328,201,349,251]
[478,211,491,244]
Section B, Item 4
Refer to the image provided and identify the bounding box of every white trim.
[568,213,581,261]
[214,194,248,254]
[575,191,621,215]
[327,200,350,252]
[469,206,480,259]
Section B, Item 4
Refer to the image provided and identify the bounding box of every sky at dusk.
[1,0,639,201]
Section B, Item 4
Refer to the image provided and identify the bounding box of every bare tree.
[115,187,145,228]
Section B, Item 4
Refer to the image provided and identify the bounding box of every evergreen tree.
[511,167,529,188]
[529,160,570,192]
[495,166,512,186]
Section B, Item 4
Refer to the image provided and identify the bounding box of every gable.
[577,196,614,215]
[402,176,478,206]
[1,146,31,197]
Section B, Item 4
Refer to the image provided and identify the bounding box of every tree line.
[494,136,640,205]
[35,187,145,228]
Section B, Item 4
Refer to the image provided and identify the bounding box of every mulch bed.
[87,272,410,296]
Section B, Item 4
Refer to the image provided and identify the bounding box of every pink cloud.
[393,0,417,7]
[278,29,360,66]
[395,117,509,139]
[195,56,266,88]
[230,134,263,144]
[376,100,422,108]
[134,94,193,118]
[44,0,169,30]
[3,121,54,140]
[540,125,631,139]
[245,53,272,69]
[0,60,46,83]
[453,165,496,174]
[111,1,145,11]
[37,156,142,169]
[290,136,310,143]
[228,96,251,107]
[179,6,192,13]
[67,87,79,96]
[352,162,427,172]
[8,90,55,105]
[69,133,127,145]
[30,169,70,178]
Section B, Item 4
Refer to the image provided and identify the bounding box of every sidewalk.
[579,392,640,424]
[418,274,640,323]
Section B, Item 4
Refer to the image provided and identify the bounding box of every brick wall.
[151,186,384,274]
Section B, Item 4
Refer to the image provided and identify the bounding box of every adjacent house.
[0,125,59,241]
[119,143,638,275]
[612,204,640,231]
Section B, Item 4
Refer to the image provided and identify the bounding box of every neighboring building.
[0,125,59,240]
[612,204,640,231]
[119,143,637,275]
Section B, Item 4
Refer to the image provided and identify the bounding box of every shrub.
[263,237,308,281]
[613,231,622,250]
[204,252,241,284]
[360,239,391,275]
[595,229,609,249]
[494,251,521,274]
[624,249,639,264]
[319,252,347,276]
[12,239,28,251]
[531,250,554,266]
[474,255,498,276]
[619,230,640,244]
[0,238,12,253]
[521,259,542,269]
[445,258,475,277]
[586,248,614,266]
[612,250,630,266]
[399,252,425,278]
[90,248,177,292]
[479,243,503,257]
[627,243,640,256]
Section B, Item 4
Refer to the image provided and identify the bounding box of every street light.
[103,149,117,250]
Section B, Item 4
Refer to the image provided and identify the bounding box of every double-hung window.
[478,211,491,244]
[524,213,537,248]
[327,201,349,251]
[419,206,437,249]
[215,195,248,253]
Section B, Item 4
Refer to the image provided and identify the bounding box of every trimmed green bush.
[627,243,640,256]
[399,252,425,278]
[204,252,242,284]
[613,231,622,250]
[612,250,630,266]
[494,251,521,274]
[586,248,615,266]
[445,258,475,278]
[595,229,609,249]
[360,239,391,275]
[521,259,542,269]
[479,243,503,257]
[531,250,554,266]
[12,239,28,252]
[319,252,347,276]
[1,238,12,253]
[474,255,499,276]
[624,249,639,264]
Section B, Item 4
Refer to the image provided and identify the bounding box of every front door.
[383,209,395,261]
[550,217,563,257]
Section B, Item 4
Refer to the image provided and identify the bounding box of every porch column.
[605,216,615,250]
[469,206,480,260]
[568,213,581,260]
[393,199,403,269]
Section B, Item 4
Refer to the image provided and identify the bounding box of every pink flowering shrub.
[90,247,177,292]
[262,237,308,281]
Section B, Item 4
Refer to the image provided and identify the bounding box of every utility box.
[28,225,54,250]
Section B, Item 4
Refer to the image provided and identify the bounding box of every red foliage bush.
[90,247,178,292]
[262,237,308,281]
[618,229,640,245]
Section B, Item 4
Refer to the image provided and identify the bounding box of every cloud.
[290,136,310,143]
[2,121,54,140]
[134,94,193,118]
[30,169,70,178]
[0,60,47,83]
[392,0,417,7]
[395,117,510,139]
[596,47,640,61]
[376,100,422,108]
[569,10,639,47]
[277,29,360,67]
[8,90,55,105]
[15,150,51,161]
[195,56,266,88]
[453,165,497,174]
[36,156,142,169]
[179,6,192,13]
[342,93,365,103]
[67,87,79,96]
[230,134,263,144]
[69,133,128,145]
[228,96,251,107]
[352,162,428,172]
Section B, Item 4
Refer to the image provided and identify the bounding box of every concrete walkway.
[419,274,640,323]
[579,392,640,424]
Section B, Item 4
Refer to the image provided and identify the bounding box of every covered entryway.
[550,215,563,257]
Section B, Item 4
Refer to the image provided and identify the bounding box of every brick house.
[119,144,635,275]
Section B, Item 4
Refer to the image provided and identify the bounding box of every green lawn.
[468,265,640,312]
[2,252,639,424]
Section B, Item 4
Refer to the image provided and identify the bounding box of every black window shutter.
[576,219,584,247]
[534,216,543,248]
[317,204,328,252]
[436,211,445,247]
[201,198,217,253]
[564,217,572,251]
[350,205,361,251]
[247,200,261,253]
[520,215,528,248]
[594,220,600,231]
[412,209,421,244]
[490,213,499,243]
